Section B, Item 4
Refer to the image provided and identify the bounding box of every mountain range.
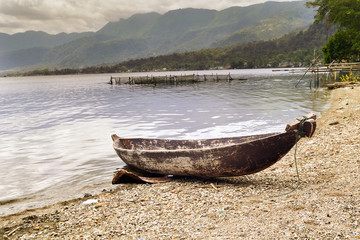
[0,1,315,72]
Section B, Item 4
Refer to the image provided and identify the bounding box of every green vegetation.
[7,1,360,77]
[340,73,359,83]
[117,23,328,72]
[306,0,360,63]
[11,23,331,76]
[12,1,360,77]
[0,2,314,71]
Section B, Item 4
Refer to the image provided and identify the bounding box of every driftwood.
[112,169,173,184]
[327,82,356,89]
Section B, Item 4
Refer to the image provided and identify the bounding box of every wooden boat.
[112,113,316,181]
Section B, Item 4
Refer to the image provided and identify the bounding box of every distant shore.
[1,86,359,239]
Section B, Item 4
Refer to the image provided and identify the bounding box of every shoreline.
[1,86,359,239]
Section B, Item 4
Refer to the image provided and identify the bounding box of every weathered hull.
[112,131,299,177]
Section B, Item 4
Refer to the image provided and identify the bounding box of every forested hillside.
[0,31,93,54]
[15,23,333,76]
[0,1,314,72]
[90,23,332,72]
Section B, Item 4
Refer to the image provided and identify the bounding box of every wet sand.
[1,86,359,239]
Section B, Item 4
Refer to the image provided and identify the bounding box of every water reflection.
[0,70,330,215]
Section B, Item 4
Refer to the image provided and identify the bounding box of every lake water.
[0,69,330,216]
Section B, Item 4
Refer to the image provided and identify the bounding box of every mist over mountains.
[0,1,315,72]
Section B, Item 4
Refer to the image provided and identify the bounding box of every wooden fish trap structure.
[108,73,244,85]
[309,62,360,87]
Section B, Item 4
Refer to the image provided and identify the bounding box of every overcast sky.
[0,0,303,35]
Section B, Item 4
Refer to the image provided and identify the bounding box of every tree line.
[6,0,360,77]
[306,0,360,63]
[6,22,333,77]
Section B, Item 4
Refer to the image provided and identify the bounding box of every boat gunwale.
[112,131,289,153]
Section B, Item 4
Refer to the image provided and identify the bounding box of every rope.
[270,116,309,198]
[296,116,309,137]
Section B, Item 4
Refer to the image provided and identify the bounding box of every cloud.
[1,0,50,20]
[0,0,302,34]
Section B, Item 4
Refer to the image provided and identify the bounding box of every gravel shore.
[1,86,359,239]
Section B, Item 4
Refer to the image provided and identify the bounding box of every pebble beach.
[1,86,359,239]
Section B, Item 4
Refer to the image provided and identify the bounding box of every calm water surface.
[0,69,330,215]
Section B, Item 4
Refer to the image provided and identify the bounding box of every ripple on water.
[0,71,331,216]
